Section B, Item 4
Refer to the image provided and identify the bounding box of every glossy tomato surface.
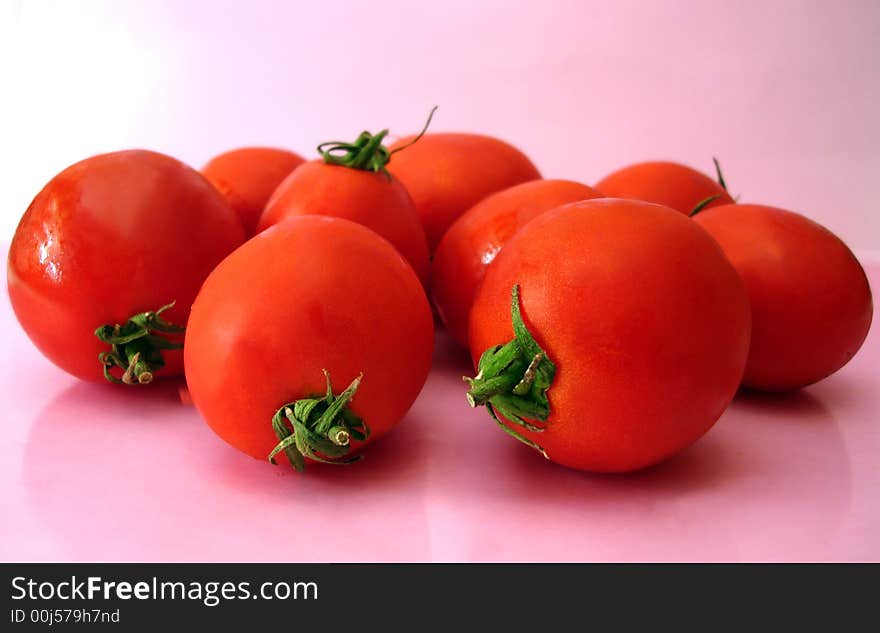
[595,161,734,214]
[202,146,305,236]
[184,216,434,465]
[469,198,751,473]
[432,179,601,348]
[388,133,541,250]
[695,204,873,391]
[257,160,430,286]
[7,149,246,382]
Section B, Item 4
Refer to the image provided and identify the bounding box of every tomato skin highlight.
[388,133,541,251]
[7,149,246,382]
[257,160,430,287]
[595,161,734,214]
[432,179,602,348]
[202,147,305,236]
[694,204,873,391]
[184,216,434,465]
[468,199,751,473]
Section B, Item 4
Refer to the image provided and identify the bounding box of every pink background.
[1,0,879,253]
[1,1,879,562]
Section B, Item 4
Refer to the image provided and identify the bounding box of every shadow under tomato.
[23,379,434,561]
[476,420,739,500]
[493,388,849,497]
[434,387,852,561]
[193,406,437,562]
[431,329,474,375]
[734,385,839,416]
[206,406,434,493]
[793,369,878,414]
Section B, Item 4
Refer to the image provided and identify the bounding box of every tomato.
[466,198,750,473]
[432,179,602,348]
[7,150,245,384]
[388,133,541,250]
[258,161,430,286]
[184,215,434,471]
[256,118,433,286]
[202,147,305,236]
[595,160,734,214]
[693,204,873,391]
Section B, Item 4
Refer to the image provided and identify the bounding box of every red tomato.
[388,133,541,250]
[184,216,434,470]
[7,150,245,383]
[694,204,873,391]
[432,179,602,348]
[595,161,734,214]
[258,160,430,286]
[467,199,750,473]
[202,147,305,236]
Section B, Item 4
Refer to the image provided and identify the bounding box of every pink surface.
[2,1,880,253]
[1,252,878,562]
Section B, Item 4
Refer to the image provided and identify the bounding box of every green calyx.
[94,301,184,385]
[316,106,437,179]
[463,285,556,458]
[268,370,370,472]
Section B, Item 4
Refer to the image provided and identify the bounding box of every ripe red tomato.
[388,133,541,250]
[595,161,734,214]
[258,160,430,286]
[694,204,873,391]
[202,147,305,236]
[467,199,750,473]
[184,216,434,470]
[7,150,245,384]
[432,179,602,348]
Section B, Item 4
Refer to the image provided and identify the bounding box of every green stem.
[689,194,720,217]
[95,302,184,385]
[712,157,741,202]
[463,285,556,458]
[713,157,728,192]
[691,158,738,216]
[268,370,370,472]
[316,106,437,179]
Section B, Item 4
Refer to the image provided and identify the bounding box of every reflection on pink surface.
[1,264,878,561]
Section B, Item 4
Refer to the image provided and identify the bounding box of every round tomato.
[467,198,750,473]
[432,179,601,348]
[595,160,734,214]
[694,204,873,391]
[184,216,434,471]
[202,147,305,236]
[388,133,541,250]
[7,150,245,384]
[258,160,430,286]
